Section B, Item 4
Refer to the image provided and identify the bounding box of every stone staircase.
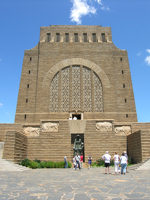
[136,158,150,170]
[128,158,150,171]
[0,142,4,158]
[0,142,30,171]
[0,159,30,171]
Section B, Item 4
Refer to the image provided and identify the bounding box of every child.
[88,155,92,169]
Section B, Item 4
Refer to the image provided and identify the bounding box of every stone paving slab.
[0,167,150,200]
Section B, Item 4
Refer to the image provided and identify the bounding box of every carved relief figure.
[114,126,131,136]
[41,122,59,132]
[24,127,40,137]
[96,122,113,132]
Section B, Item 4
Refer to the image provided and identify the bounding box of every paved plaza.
[0,167,150,200]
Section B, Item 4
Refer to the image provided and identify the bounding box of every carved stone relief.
[41,122,59,132]
[24,127,40,137]
[96,122,112,132]
[114,126,131,136]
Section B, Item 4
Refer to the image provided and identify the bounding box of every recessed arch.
[42,58,111,89]
[49,65,103,112]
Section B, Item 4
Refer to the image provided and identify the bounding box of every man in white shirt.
[75,153,81,169]
[102,151,111,174]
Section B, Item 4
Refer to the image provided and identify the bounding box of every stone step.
[0,142,4,159]
[136,158,150,170]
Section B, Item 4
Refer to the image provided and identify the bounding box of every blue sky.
[0,0,150,123]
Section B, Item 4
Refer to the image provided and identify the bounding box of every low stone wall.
[27,121,71,162]
[84,120,127,161]
[3,131,27,163]
[132,122,150,132]
[0,124,22,142]
[141,129,150,161]
[127,131,142,163]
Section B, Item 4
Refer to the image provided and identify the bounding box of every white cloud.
[146,49,150,54]
[95,0,102,5]
[70,0,109,24]
[70,0,96,24]
[145,49,150,66]
[0,103,3,107]
[145,56,150,66]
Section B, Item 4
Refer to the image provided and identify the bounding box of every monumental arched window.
[50,65,103,112]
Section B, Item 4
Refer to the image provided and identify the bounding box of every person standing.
[113,152,120,174]
[88,155,92,169]
[73,156,77,170]
[80,153,83,168]
[75,153,81,169]
[102,151,111,174]
[120,152,127,175]
[124,151,128,172]
[64,156,68,168]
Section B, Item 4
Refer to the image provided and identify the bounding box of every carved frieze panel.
[114,126,131,136]
[24,127,40,137]
[96,122,112,132]
[41,122,59,132]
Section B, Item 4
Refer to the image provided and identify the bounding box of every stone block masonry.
[0,25,150,164]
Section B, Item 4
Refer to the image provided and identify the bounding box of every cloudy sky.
[0,0,150,123]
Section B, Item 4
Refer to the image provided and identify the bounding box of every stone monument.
[0,25,150,164]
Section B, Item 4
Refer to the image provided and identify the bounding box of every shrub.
[20,159,72,169]
[29,161,40,169]
[128,157,136,165]
[96,159,105,166]
[40,161,47,168]
[91,159,114,167]
[68,162,72,168]
[20,158,31,167]
[34,159,41,164]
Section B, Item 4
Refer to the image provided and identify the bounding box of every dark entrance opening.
[72,114,81,120]
[71,134,85,162]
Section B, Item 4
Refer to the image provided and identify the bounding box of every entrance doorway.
[72,114,81,120]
